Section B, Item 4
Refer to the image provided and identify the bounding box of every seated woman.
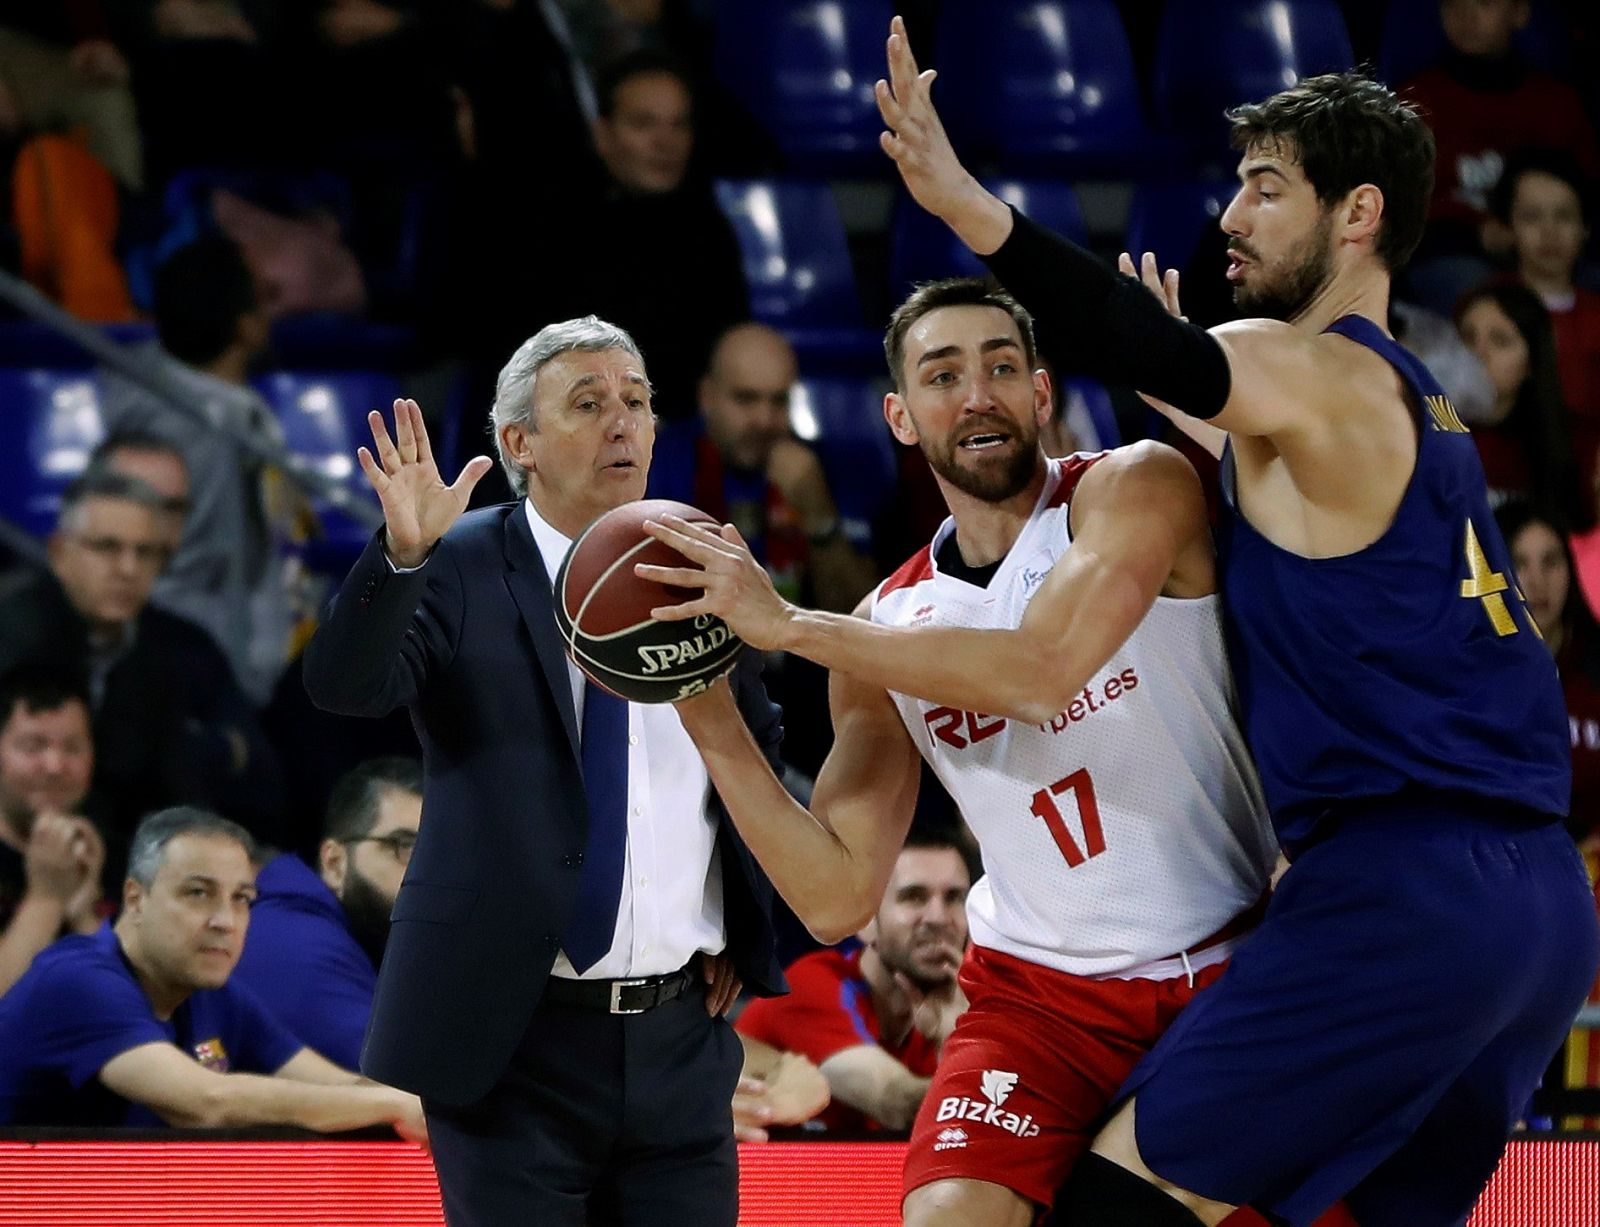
[1457,282,1583,520]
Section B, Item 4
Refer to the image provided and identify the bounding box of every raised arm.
[676,638,923,944]
[303,400,489,717]
[876,15,1341,443]
[646,441,1211,725]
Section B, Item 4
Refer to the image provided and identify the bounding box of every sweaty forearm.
[981,208,1232,418]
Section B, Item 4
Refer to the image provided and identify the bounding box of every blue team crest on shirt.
[192,1038,230,1071]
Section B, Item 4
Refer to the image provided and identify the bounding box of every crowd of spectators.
[0,0,1597,1146]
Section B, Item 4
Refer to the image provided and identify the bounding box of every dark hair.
[58,468,165,529]
[901,824,978,884]
[1495,499,1598,659]
[127,806,256,887]
[1489,146,1593,228]
[1455,280,1583,525]
[884,278,1038,393]
[596,49,694,119]
[0,666,90,731]
[324,757,423,843]
[1227,72,1435,271]
[89,429,186,469]
[153,236,257,366]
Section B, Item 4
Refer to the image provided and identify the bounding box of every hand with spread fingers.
[356,398,493,569]
[637,514,796,652]
[874,15,1011,253]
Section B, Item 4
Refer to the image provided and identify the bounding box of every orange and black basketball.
[553,499,743,703]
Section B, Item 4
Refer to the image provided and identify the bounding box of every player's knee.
[1050,1154,1209,1226]
[903,1178,1035,1227]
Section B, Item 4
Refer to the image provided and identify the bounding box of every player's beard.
[922,416,1040,503]
[1231,209,1335,322]
[340,869,396,969]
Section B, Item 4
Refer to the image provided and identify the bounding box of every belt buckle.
[609,977,653,1015]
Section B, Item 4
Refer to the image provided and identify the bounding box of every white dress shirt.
[523,499,726,980]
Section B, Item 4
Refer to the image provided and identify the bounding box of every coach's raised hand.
[876,14,1011,255]
[357,399,493,569]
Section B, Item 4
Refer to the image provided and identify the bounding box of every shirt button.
[638,876,648,888]
[641,945,650,957]
[629,735,638,746]
[543,935,561,951]
[632,806,642,817]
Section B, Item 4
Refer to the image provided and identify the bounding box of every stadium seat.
[790,376,897,544]
[251,370,395,569]
[713,179,879,372]
[1062,377,1120,451]
[0,369,105,538]
[934,0,1149,172]
[712,0,894,175]
[1125,179,1237,273]
[890,178,1086,300]
[0,320,158,370]
[1377,0,1571,86]
[1153,0,1354,153]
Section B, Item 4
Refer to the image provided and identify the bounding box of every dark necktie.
[562,680,629,972]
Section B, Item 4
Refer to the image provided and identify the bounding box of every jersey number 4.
[1029,769,1106,867]
[1460,519,1537,639]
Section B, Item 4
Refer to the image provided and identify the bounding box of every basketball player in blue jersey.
[866,15,1600,1227]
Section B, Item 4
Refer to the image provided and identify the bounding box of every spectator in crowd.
[88,430,192,577]
[232,757,421,1070]
[1499,501,1600,843]
[650,323,880,613]
[736,831,971,1133]
[99,237,303,706]
[1401,0,1598,303]
[1391,299,1497,424]
[0,806,427,1142]
[543,49,749,419]
[0,2,141,188]
[1454,281,1583,518]
[1491,149,1600,426]
[0,668,104,996]
[0,470,285,842]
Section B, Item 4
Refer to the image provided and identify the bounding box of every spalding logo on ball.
[554,499,744,704]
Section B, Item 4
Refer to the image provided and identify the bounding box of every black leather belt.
[541,968,692,1015]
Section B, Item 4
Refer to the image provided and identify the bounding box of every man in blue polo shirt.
[233,758,421,1069]
[0,805,426,1140]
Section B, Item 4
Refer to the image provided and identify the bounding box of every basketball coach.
[303,317,787,1227]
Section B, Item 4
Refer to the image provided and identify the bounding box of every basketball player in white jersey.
[640,278,1277,1227]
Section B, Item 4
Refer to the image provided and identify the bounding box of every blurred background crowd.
[0,0,1597,1138]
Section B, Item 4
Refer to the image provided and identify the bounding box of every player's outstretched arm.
[649,443,1208,725]
[676,651,922,944]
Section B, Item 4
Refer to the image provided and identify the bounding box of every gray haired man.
[303,318,787,1227]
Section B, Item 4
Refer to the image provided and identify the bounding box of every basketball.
[553,498,744,703]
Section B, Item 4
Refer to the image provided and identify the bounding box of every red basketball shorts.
[903,943,1224,1213]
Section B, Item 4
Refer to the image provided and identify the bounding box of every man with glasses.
[233,758,422,1070]
[0,470,284,850]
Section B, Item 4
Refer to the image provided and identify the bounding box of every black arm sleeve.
[980,206,1233,420]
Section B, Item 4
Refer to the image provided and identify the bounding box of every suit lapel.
[503,507,582,760]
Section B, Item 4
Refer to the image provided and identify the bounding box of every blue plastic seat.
[1154,0,1354,152]
[934,0,1149,172]
[890,178,1086,301]
[1378,0,1570,85]
[790,376,897,544]
[0,369,106,538]
[1125,178,1237,273]
[251,370,396,569]
[713,178,880,372]
[713,0,895,175]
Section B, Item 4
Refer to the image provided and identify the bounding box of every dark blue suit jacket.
[303,503,786,1107]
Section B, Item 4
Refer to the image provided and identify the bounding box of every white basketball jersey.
[872,455,1277,978]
